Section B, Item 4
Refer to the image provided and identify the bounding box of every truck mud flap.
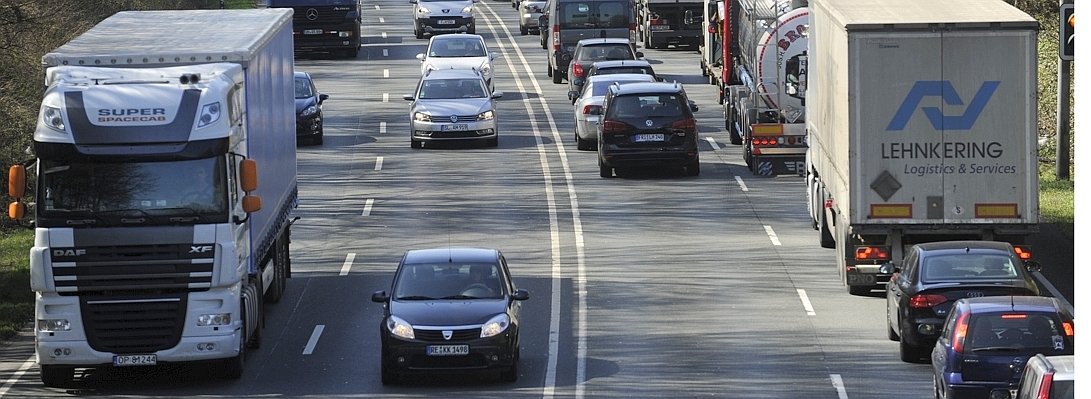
[750,156,806,177]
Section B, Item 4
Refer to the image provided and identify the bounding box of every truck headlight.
[197,102,221,128]
[480,314,510,338]
[301,105,318,117]
[477,110,495,121]
[387,316,415,339]
[196,313,232,327]
[413,112,433,122]
[37,319,71,332]
[42,106,66,132]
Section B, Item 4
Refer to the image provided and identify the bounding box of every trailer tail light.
[670,118,696,131]
[1037,370,1054,399]
[582,104,602,115]
[951,312,970,353]
[1013,245,1032,260]
[601,120,630,134]
[854,246,889,261]
[909,294,947,309]
[573,63,585,78]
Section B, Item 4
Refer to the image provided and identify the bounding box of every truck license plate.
[427,345,469,356]
[633,134,664,142]
[303,29,323,35]
[649,25,670,31]
[113,354,157,367]
[441,124,469,131]
[437,19,456,25]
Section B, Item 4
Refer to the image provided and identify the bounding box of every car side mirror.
[1024,260,1042,273]
[512,289,529,301]
[878,262,899,275]
[403,94,415,101]
[318,93,329,104]
[415,53,425,61]
[371,290,389,303]
[410,0,418,3]
[491,90,504,99]
[567,90,578,100]
[490,53,498,60]
[636,51,644,58]
[688,100,698,112]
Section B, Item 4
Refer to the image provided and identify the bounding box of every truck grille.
[51,244,214,295]
[290,6,353,26]
[80,294,187,354]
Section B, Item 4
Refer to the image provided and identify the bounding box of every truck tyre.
[848,285,871,296]
[819,212,835,248]
[264,234,288,303]
[221,302,247,379]
[520,25,528,35]
[40,365,74,388]
[547,63,553,77]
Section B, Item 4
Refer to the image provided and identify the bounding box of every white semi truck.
[805,0,1040,295]
[5,9,297,385]
[721,0,809,176]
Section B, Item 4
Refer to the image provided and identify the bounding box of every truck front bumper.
[37,331,241,367]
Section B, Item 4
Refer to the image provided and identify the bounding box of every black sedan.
[372,247,529,384]
[295,71,328,146]
[881,240,1041,363]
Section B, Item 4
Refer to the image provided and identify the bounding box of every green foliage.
[0,229,32,341]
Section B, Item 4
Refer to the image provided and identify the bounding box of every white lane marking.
[378,17,385,23]
[382,93,389,103]
[705,137,720,150]
[383,69,389,78]
[373,5,380,10]
[339,253,355,276]
[797,289,816,316]
[831,374,849,399]
[302,325,325,355]
[379,121,387,134]
[382,48,389,57]
[362,198,375,216]
[0,356,35,396]
[381,32,387,39]
[479,5,587,398]
[763,225,782,246]
[735,176,749,192]
[375,156,384,171]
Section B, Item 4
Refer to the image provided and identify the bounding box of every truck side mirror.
[242,195,262,213]
[8,165,25,198]
[239,159,258,192]
[8,202,25,220]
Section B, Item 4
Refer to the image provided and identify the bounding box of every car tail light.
[582,104,602,115]
[854,246,890,261]
[601,120,630,134]
[1037,370,1054,399]
[1062,321,1074,336]
[573,63,585,78]
[552,25,560,50]
[952,312,970,353]
[1001,314,1027,319]
[671,117,696,131]
[909,294,947,309]
[1013,245,1032,260]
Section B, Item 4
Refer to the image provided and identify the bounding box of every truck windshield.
[38,157,229,226]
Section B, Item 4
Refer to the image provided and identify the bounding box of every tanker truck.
[720,0,808,176]
[5,9,297,386]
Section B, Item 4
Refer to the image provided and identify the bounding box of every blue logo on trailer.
[886,81,1000,131]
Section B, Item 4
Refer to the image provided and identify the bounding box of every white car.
[416,34,496,90]
[411,0,476,39]
[572,73,656,151]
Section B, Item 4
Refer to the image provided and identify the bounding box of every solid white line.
[378,17,385,23]
[382,93,389,103]
[383,69,389,78]
[735,176,749,192]
[831,374,849,399]
[339,253,355,276]
[375,156,384,171]
[362,198,375,216]
[302,325,325,355]
[705,137,720,150]
[797,289,816,316]
[764,225,782,246]
[382,48,389,57]
[381,32,387,39]
[0,356,35,396]
[379,121,387,134]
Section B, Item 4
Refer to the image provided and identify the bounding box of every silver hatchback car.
[517,0,547,36]
[404,69,503,148]
[572,73,656,151]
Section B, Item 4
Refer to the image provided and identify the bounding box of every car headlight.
[417,5,429,13]
[462,5,473,14]
[477,110,495,121]
[414,111,433,122]
[387,316,415,339]
[480,313,510,338]
[300,105,318,117]
[480,63,492,76]
[197,102,221,128]
[42,106,66,132]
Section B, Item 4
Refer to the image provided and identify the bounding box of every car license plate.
[441,124,469,131]
[113,354,157,367]
[649,25,670,31]
[633,134,665,142]
[303,29,323,35]
[437,19,456,25]
[427,345,469,356]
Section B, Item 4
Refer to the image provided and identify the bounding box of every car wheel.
[598,158,613,178]
[486,137,499,147]
[552,69,562,84]
[899,334,924,363]
[468,23,476,34]
[314,133,323,146]
[411,140,423,149]
[576,135,592,151]
[380,355,399,385]
[887,312,899,341]
[520,25,528,35]
[39,365,74,388]
[685,159,700,176]
[547,63,553,77]
[933,375,943,399]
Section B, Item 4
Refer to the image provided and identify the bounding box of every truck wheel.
[221,303,247,379]
[520,25,528,35]
[819,212,835,248]
[848,284,871,296]
[40,365,74,388]
[547,63,553,77]
[264,234,287,303]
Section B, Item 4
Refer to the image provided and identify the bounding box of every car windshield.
[577,44,633,62]
[921,254,1019,282]
[294,77,315,99]
[430,39,486,57]
[967,314,1070,354]
[418,78,487,99]
[394,263,504,300]
[558,1,631,29]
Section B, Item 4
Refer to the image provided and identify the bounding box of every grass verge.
[1038,164,1075,237]
[0,229,33,341]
